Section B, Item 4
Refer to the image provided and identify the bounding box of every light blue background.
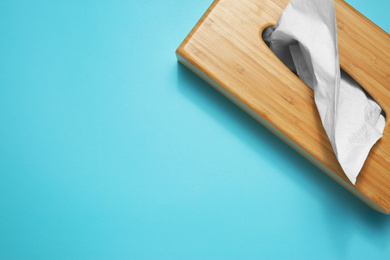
[0,0,389,259]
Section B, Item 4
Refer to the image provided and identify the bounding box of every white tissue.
[263,0,385,184]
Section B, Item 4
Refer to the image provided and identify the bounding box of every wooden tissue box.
[176,0,390,213]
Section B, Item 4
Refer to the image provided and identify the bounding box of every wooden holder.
[176,0,390,213]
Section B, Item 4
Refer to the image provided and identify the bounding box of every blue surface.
[0,0,389,259]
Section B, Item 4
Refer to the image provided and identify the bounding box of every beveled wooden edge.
[176,52,387,214]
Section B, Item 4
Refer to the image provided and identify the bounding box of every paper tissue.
[263,0,385,184]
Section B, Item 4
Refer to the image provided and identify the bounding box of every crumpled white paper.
[263,0,385,184]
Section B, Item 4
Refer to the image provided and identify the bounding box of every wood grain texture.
[176,0,390,213]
